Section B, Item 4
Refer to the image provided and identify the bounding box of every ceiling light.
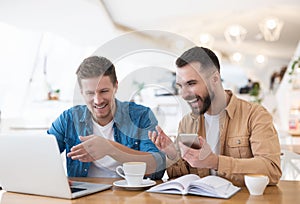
[259,17,284,42]
[231,52,243,63]
[256,55,265,64]
[199,33,214,48]
[224,24,247,44]
[255,54,268,67]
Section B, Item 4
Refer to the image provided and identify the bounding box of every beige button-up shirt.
[167,90,282,186]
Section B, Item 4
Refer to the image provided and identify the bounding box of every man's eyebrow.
[84,90,94,94]
[95,87,111,92]
[186,79,197,84]
[176,79,197,86]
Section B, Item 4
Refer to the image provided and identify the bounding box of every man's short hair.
[176,46,220,73]
[76,56,117,88]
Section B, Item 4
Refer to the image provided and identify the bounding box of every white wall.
[0,0,118,47]
[275,41,300,131]
[0,0,119,119]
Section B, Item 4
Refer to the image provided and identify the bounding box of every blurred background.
[0,0,299,136]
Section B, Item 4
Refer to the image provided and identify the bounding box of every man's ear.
[114,80,119,92]
[211,72,220,84]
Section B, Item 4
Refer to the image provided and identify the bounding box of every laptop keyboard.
[71,187,87,193]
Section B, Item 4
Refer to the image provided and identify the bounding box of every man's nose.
[180,86,192,100]
[93,92,103,104]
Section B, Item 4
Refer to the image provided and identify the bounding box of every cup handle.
[265,176,270,185]
[116,166,126,179]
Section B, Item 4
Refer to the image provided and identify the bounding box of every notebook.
[0,133,112,199]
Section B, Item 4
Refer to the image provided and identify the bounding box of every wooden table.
[0,178,300,204]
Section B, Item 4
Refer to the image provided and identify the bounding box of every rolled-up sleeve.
[218,106,282,186]
[149,151,166,179]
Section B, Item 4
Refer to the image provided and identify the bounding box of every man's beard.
[191,93,212,115]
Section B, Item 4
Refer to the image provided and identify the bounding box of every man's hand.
[148,126,178,160]
[68,179,73,186]
[179,136,218,170]
[67,135,111,162]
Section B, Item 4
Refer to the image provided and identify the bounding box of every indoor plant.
[289,56,300,89]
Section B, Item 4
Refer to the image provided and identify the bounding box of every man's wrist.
[166,151,180,161]
[211,154,219,170]
[166,151,180,167]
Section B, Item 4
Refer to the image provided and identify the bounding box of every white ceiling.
[0,0,299,89]
[1,0,299,64]
[101,0,300,63]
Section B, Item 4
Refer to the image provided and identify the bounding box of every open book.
[147,174,241,199]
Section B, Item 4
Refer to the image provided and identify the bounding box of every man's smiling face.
[176,62,214,115]
[81,75,118,126]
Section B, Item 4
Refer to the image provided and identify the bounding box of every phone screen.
[178,134,200,149]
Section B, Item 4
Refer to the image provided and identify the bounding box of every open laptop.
[0,133,111,199]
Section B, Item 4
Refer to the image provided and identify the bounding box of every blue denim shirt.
[47,99,165,179]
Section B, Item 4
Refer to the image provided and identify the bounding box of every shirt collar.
[112,99,123,126]
[224,90,236,119]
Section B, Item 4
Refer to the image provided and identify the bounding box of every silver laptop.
[0,133,111,199]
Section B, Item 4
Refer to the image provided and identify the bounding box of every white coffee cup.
[244,174,269,196]
[116,162,146,186]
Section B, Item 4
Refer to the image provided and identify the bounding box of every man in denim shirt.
[48,56,165,179]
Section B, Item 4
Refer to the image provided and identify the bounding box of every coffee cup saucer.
[113,178,156,190]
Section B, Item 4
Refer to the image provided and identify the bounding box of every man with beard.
[48,56,165,179]
[149,47,281,186]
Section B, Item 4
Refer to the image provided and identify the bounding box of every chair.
[280,149,300,180]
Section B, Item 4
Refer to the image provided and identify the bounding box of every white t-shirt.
[87,120,121,178]
[204,113,220,175]
[204,113,220,155]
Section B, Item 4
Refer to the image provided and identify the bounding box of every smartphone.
[178,133,200,149]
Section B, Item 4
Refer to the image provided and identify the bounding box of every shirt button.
[84,169,87,172]
[237,140,241,144]
[135,142,138,145]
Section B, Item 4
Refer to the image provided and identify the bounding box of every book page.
[188,175,241,198]
[147,174,200,195]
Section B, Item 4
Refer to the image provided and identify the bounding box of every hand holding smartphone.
[178,134,201,149]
